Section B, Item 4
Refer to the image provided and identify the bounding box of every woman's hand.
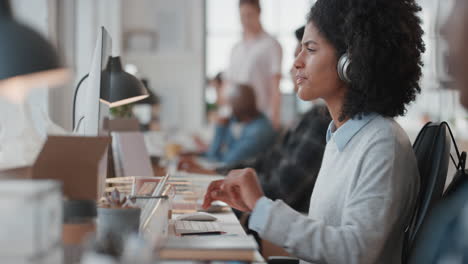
[202,168,264,212]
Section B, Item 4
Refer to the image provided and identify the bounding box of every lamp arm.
[72,73,89,130]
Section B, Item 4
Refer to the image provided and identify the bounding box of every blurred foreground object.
[0,0,70,103]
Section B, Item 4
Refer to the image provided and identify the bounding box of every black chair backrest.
[444,169,468,197]
[404,122,451,258]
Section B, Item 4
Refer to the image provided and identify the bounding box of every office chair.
[406,122,468,264]
[407,181,468,263]
[402,122,451,263]
[443,164,467,197]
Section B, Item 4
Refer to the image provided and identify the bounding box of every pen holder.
[139,185,174,245]
[96,207,141,255]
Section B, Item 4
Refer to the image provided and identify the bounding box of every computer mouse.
[201,201,229,213]
[175,212,218,221]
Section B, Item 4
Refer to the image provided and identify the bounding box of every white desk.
[152,172,265,262]
[169,172,247,236]
[170,210,245,236]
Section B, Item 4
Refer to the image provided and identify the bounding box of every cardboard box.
[0,136,110,200]
[103,117,140,132]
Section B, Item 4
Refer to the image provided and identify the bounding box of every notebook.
[174,220,222,235]
[159,235,258,261]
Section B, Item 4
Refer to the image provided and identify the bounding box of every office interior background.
[3,0,468,263]
[0,0,465,164]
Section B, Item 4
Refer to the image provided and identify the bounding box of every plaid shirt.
[217,105,331,213]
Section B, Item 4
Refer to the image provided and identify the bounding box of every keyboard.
[175,220,223,235]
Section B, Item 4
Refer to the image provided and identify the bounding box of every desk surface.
[167,210,264,263]
[169,173,243,235]
[161,172,264,262]
[170,210,245,236]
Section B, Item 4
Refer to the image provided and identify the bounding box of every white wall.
[122,0,206,131]
[15,0,205,132]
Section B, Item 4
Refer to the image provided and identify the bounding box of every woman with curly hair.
[203,0,424,263]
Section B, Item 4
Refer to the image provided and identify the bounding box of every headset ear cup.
[337,54,351,83]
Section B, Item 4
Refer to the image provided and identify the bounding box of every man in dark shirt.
[217,104,330,212]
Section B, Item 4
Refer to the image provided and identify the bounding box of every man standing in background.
[226,0,283,129]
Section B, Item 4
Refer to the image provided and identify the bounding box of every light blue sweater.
[249,114,420,264]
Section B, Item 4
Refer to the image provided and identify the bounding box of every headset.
[337,53,351,83]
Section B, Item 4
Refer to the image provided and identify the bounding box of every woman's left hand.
[202,168,265,212]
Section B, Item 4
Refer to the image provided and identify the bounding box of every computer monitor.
[71,27,112,198]
[74,26,111,136]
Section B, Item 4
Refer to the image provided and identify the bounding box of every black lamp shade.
[0,13,61,80]
[0,0,68,104]
[135,79,160,105]
[100,56,149,108]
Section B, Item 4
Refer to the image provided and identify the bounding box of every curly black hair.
[308,0,425,120]
[295,26,305,42]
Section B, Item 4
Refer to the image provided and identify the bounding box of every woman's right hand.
[202,168,264,212]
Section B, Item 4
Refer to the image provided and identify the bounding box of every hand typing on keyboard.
[203,168,264,212]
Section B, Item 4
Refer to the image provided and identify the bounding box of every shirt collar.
[326,113,379,151]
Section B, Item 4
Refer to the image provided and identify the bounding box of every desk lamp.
[100,56,149,107]
[0,0,69,103]
[72,56,149,130]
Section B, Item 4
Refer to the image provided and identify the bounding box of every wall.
[49,0,206,132]
[121,0,206,131]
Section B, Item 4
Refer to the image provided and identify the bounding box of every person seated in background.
[194,72,227,152]
[218,105,330,213]
[202,83,276,165]
[181,26,331,213]
[210,72,226,108]
[205,72,227,122]
[133,78,162,131]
